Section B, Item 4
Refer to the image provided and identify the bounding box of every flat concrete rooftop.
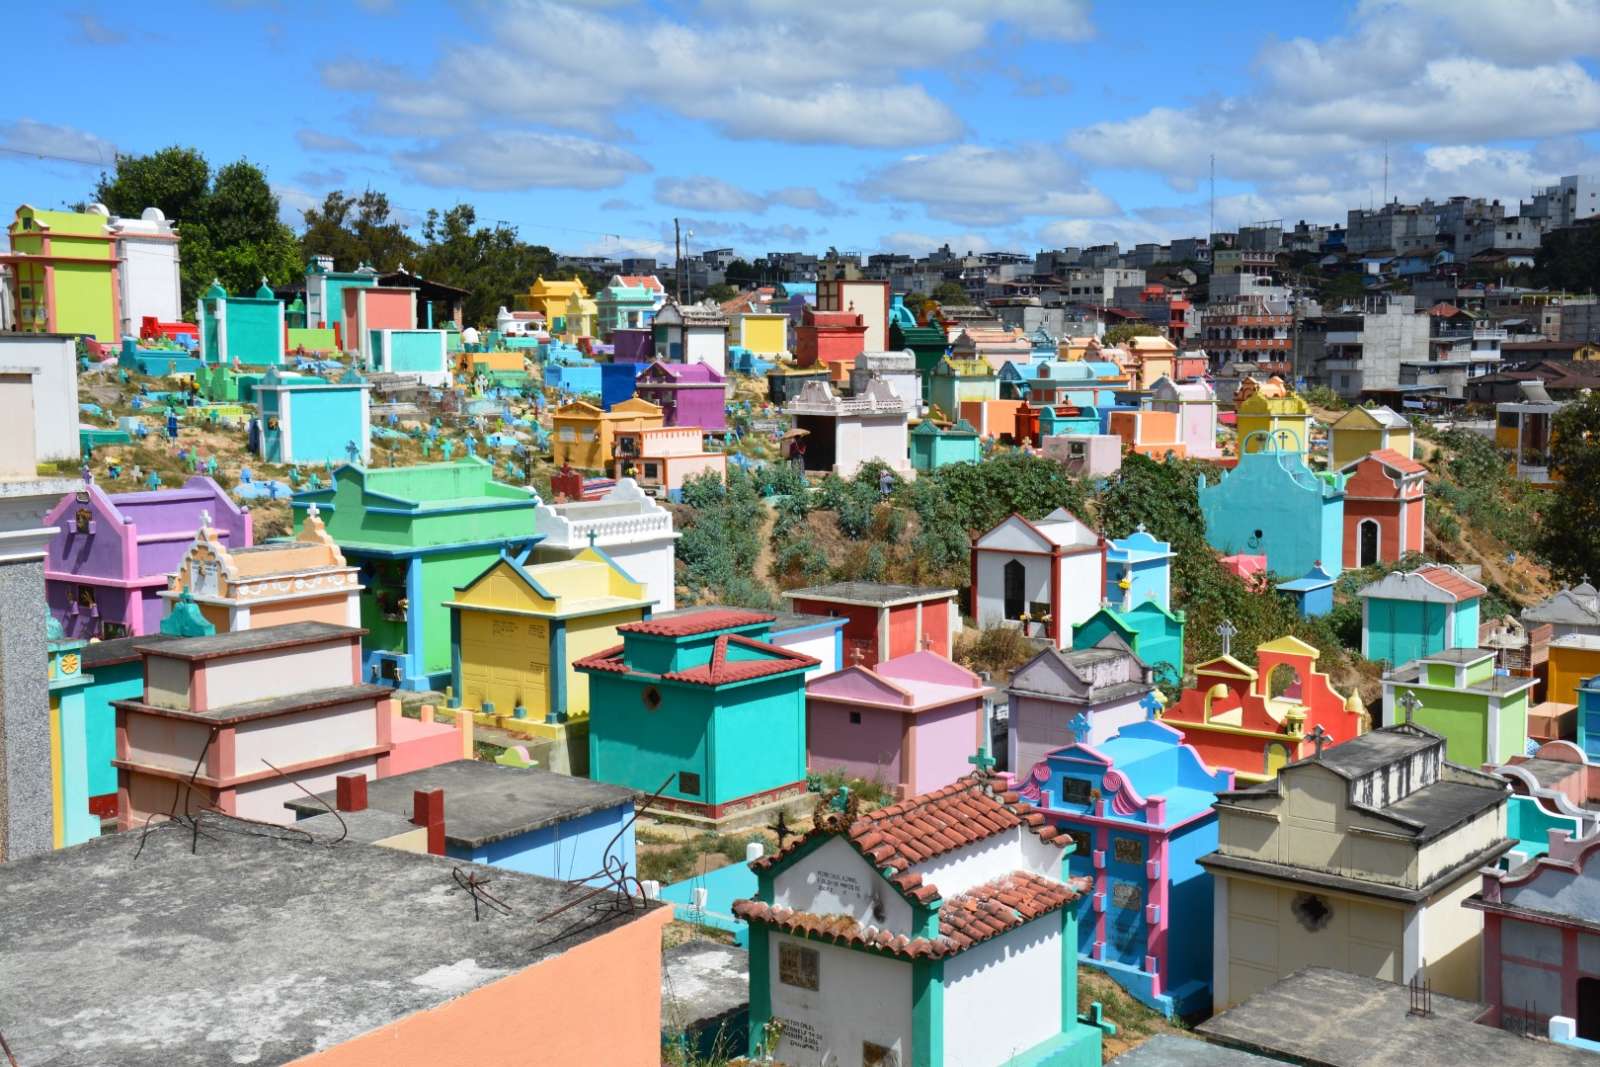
[0,823,661,1067]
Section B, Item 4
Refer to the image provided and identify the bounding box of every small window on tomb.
[678,771,701,796]
[77,586,96,610]
[1113,837,1145,865]
[863,1041,899,1067]
[1061,777,1093,806]
[1066,829,1092,858]
[849,711,862,724]
[778,942,819,990]
[1292,892,1334,932]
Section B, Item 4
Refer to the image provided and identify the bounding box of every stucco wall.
[230,701,380,778]
[767,935,913,1067]
[0,334,79,461]
[1420,872,1485,1001]
[909,701,981,795]
[943,921,1061,1067]
[773,835,915,934]
[121,711,213,776]
[1011,692,1147,779]
[685,329,726,375]
[142,656,193,710]
[205,642,354,708]
[300,905,670,1067]
[807,701,903,792]
[232,754,380,824]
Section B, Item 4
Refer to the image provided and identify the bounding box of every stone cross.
[1307,723,1332,758]
[1216,619,1238,658]
[198,509,212,531]
[307,502,321,522]
[1397,690,1423,725]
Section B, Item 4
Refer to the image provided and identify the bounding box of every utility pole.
[674,218,683,303]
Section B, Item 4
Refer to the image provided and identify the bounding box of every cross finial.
[587,528,598,549]
[198,509,212,530]
[307,501,321,522]
[1216,618,1238,657]
[1308,723,1333,758]
[1583,573,1591,587]
[1398,689,1423,725]
[968,747,996,777]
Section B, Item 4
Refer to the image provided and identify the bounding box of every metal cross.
[1397,690,1423,725]
[968,747,996,777]
[1216,619,1238,658]
[1307,723,1333,758]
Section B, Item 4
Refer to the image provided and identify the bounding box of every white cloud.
[318,0,1087,148]
[877,230,999,255]
[295,129,374,155]
[655,177,768,214]
[0,119,117,166]
[70,11,126,45]
[857,143,1118,226]
[272,184,321,228]
[394,132,651,191]
[653,177,847,217]
[1068,0,1600,214]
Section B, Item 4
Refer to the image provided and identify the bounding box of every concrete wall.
[0,335,79,462]
[773,835,915,934]
[206,642,354,708]
[767,935,913,1067]
[231,701,380,777]
[943,921,1061,1067]
[685,328,727,375]
[299,901,670,1067]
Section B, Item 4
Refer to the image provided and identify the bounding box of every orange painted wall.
[888,603,918,658]
[923,599,951,657]
[251,595,351,629]
[294,904,670,1067]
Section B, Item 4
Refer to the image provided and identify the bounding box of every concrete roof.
[660,942,749,1041]
[137,620,361,661]
[115,683,394,725]
[0,826,662,1067]
[1108,1034,1281,1066]
[784,581,956,607]
[1198,967,1594,1066]
[284,760,637,850]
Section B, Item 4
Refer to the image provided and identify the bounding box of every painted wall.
[807,701,904,790]
[1549,643,1600,705]
[0,334,79,461]
[1010,692,1146,778]
[772,835,915,933]
[910,702,982,795]
[297,904,670,1067]
[766,935,913,1067]
[457,802,635,886]
[205,641,353,707]
[942,922,1062,1067]
[231,754,381,824]
[230,701,380,776]
[372,329,450,386]
[1362,598,1450,664]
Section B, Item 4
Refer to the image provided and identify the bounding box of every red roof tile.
[753,775,1066,891]
[661,635,818,686]
[573,634,816,687]
[1417,564,1487,601]
[618,609,775,638]
[1365,448,1426,475]
[731,870,1085,960]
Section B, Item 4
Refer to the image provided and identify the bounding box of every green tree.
[1538,391,1600,581]
[703,282,739,304]
[299,189,418,274]
[1536,220,1600,294]
[931,281,968,306]
[412,204,558,328]
[1102,323,1162,346]
[94,147,299,308]
[724,258,761,288]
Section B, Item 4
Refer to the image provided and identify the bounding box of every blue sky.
[4,0,1598,262]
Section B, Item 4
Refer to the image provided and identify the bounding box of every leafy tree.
[1536,219,1600,294]
[931,281,968,306]
[94,147,299,308]
[299,189,418,274]
[412,204,558,328]
[703,282,739,304]
[1102,323,1162,347]
[724,259,761,288]
[1538,391,1600,581]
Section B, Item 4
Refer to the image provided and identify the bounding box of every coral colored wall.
[888,603,918,658]
[297,905,670,1067]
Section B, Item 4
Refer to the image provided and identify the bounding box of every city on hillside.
[3,3,1600,1065]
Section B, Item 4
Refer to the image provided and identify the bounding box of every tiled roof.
[1416,564,1486,600]
[573,634,816,687]
[1366,448,1426,475]
[618,609,773,637]
[754,775,1065,893]
[731,870,1085,960]
[662,635,818,685]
